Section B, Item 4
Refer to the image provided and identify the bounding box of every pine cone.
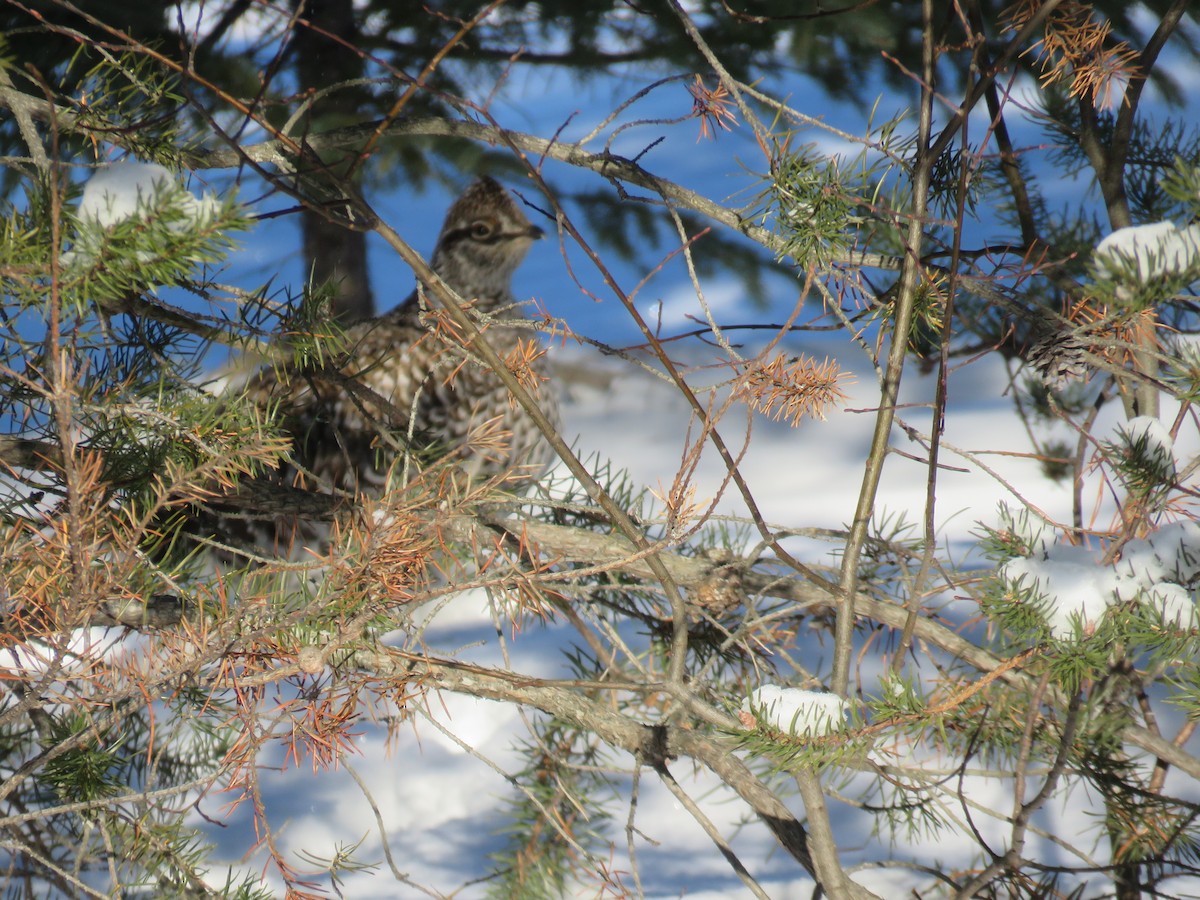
[1027,325,1091,391]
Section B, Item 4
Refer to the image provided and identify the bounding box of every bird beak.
[528,225,545,240]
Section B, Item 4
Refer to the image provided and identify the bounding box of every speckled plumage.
[219,177,554,557]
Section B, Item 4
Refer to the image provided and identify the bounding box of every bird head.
[430,176,544,298]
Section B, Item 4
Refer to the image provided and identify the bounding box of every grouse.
[216,176,554,558]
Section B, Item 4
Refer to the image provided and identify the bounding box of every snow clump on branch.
[1095,220,1200,284]
[1001,517,1200,640]
[741,686,849,736]
[64,159,223,268]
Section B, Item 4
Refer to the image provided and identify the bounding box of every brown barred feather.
[205,177,555,560]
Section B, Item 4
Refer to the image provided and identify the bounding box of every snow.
[182,340,1200,895]
[1002,543,1116,638]
[1,627,128,677]
[76,159,219,230]
[64,159,224,269]
[170,341,1200,895]
[742,685,849,735]
[1117,415,1177,470]
[1095,219,1200,282]
[995,501,1056,558]
[1144,582,1197,628]
[1001,520,1200,639]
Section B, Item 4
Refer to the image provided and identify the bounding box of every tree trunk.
[300,212,373,322]
[290,0,374,321]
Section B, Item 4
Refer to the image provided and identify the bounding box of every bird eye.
[469,221,494,239]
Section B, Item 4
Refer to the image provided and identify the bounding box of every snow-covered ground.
[189,332,1200,897]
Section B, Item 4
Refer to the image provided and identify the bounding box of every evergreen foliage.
[0,2,1197,898]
